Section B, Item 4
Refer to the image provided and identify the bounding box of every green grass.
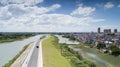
[42,35,99,67]
[42,35,71,67]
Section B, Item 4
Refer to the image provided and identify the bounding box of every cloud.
[71,5,96,16]
[118,5,120,7]
[0,2,104,32]
[0,0,43,5]
[0,13,104,32]
[0,6,12,20]
[0,4,61,20]
[104,2,114,9]
[101,25,120,32]
[27,14,104,26]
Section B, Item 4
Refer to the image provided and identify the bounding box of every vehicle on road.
[36,46,39,48]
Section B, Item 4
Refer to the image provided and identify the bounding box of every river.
[55,35,80,44]
[56,35,120,67]
[0,35,42,67]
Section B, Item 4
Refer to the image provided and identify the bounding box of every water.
[56,35,109,67]
[55,35,80,44]
[79,49,108,67]
[0,35,42,67]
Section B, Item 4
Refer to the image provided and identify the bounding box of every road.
[27,40,40,67]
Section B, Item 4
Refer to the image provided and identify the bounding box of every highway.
[27,40,40,67]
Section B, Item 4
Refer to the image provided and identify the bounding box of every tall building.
[104,29,111,34]
[108,29,111,33]
[98,27,101,33]
[114,29,117,33]
[104,29,107,33]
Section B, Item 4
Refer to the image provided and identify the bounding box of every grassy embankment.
[42,35,99,67]
[2,43,30,67]
[42,35,71,67]
[62,35,118,67]
[0,33,35,43]
[61,44,100,67]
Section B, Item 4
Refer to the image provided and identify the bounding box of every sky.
[0,0,120,32]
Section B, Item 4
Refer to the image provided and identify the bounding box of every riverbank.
[62,34,120,67]
[2,42,34,67]
[0,33,35,43]
[72,43,120,67]
[42,35,99,67]
[42,35,71,67]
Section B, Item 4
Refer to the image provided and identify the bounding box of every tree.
[110,45,120,56]
[97,42,106,49]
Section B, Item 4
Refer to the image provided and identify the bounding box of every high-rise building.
[104,29,107,33]
[114,29,117,33]
[104,29,111,34]
[98,27,101,33]
[108,29,111,33]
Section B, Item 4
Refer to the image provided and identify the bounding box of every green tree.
[110,45,120,56]
[97,42,106,49]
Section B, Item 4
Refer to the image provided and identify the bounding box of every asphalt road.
[27,40,40,67]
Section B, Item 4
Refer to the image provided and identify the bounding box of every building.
[114,29,117,33]
[104,29,111,34]
[108,29,111,33]
[98,27,101,33]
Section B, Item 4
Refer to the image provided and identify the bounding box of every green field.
[42,35,71,67]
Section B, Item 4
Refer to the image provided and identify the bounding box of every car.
[36,46,39,48]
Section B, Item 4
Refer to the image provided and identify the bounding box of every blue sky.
[0,0,120,32]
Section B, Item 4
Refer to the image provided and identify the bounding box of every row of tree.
[0,33,35,42]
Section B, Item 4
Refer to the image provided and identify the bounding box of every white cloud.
[30,14,104,26]
[0,13,104,32]
[0,4,61,20]
[71,5,96,16]
[101,25,120,32]
[49,4,61,11]
[118,5,120,7]
[104,2,114,9]
[0,3,104,32]
[0,6,12,20]
[0,0,43,5]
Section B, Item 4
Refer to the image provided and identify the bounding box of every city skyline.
[0,0,120,32]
